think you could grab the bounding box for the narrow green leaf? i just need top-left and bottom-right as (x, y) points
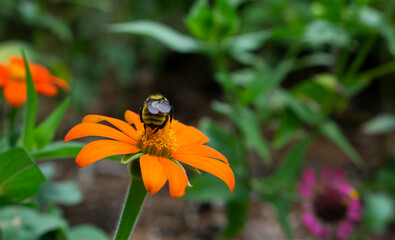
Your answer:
(223, 201), (249, 238)
(319, 121), (363, 166)
(224, 30), (272, 53)
(34, 98), (70, 150)
(108, 21), (203, 53)
(121, 153), (144, 164)
(32, 141), (121, 162)
(269, 198), (293, 239)
(236, 109), (271, 163)
(278, 90), (321, 125)
(273, 110), (302, 149)
(0, 148), (46, 200)
(19, 52), (37, 151)
(271, 139), (310, 187)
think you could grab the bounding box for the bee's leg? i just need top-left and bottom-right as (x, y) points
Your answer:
(139, 107), (144, 123)
(152, 127), (160, 135)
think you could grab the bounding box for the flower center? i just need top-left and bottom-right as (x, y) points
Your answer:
(313, 185), (348, 223)
(137, 124), (178, 159)
(9, 64), (26, 82)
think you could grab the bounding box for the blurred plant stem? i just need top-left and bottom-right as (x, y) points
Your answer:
(113, 175), (147, 240)
(7, 107), (19, 147)
(359, 61), (395, 80)
(345, 0), (395, 79)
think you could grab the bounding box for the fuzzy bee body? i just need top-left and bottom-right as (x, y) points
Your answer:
(140, 94), (173, 131)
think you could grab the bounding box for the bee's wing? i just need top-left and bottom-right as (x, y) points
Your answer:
(147, 102), (160, 114)
(152, 100), (171, 113)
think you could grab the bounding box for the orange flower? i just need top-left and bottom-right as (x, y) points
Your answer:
(0, 56), (69, 107)
(64, 110), (235, 198)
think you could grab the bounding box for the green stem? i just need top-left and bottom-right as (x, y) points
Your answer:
(359, 61), (395, 80)
(7, 107), (19, 147)
(346, 36), (375, 78)
(335, 47), (350, 77)
(113, 176), (147, 240)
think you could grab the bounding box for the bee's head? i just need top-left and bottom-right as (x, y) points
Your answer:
(146, 94), (169, 104)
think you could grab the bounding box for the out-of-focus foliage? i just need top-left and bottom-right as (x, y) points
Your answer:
(0, 57), (107, 240)
(1, 0), (395, 239)
(109, 0), (395, 238)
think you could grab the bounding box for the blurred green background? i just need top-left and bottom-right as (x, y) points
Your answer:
(0, 0), (395, 239)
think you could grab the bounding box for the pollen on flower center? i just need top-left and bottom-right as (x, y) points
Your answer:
(137, 125), (178, 159)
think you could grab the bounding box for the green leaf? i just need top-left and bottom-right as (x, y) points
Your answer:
(37, 181), (83, 206)
(223, 201), (249, 238)
(32, 141), (85, 160)
(183, 171), (250, 202)
(319, 121), (363, 166)
(186, 0), (239, 41)
(186, 0), (214, 41)
(0, 41), (36, 62)
(0, 206), (67, 240)
(34, 98), (70, 150)
(304, 20), (350, 47)
(362, 114), (395, 134)
(212, 103), (271, 163)
(273, 110), (302, 149)
(19, 52), (37, 151)
(278, 90), (321, 125)
(363, 192), (394, 233)
(224, 30), (272, 53)
(213, 0), (240, 39)
(236, 108), (271, 163)
(265, 197), (293, 239)
(68, 225), (108, 240)
(108, 20), (203, 53)
(0, 148), (46, 201)
(32, 141), (121, 162)
(271, 139), (310, 187)
(183, 119), (250, 201)
(121, 153), (144, 164)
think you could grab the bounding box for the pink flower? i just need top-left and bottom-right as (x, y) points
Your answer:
(299, 168), (362, 239)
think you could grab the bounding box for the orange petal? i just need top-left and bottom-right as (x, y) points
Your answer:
(52, 77), (70, 91)
(173, 121), (209, 147)
(82, 115), (138, 140)
(0, 64), (9, 86)
(35, 82), (58, 96)
(140, 155), (167, 195)
(175, 144), (229, 164)
(159, 157), (189, 198)
(76, 140), (140, 167)
(172, 155), (235, 194)
(124, 110), (143, 132)
(9, 56), (25, 66)
(64, 122), (136, 144)
(3, 81), (27, 107)
(30, 64), (52, 83)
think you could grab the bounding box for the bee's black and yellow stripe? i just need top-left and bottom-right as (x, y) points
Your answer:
(141, 106), (169, 128)
(140, 94), (172, 129)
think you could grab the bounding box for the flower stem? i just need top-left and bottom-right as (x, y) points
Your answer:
(113, 176), (147, 240)
(7, 107), (19, 147)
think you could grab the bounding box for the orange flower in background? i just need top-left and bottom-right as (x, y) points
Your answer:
(0, 56), (69, 107)
(64, 110), (235, 198)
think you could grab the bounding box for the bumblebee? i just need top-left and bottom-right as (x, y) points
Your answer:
(140, 94), (173, 132)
